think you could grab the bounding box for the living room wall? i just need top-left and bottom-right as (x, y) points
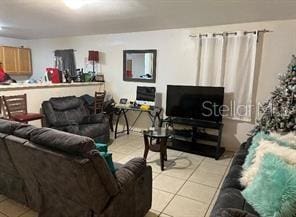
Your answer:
(22, 19), (296, 150)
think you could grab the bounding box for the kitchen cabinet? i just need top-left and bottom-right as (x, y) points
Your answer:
(0, 46), (32, 75)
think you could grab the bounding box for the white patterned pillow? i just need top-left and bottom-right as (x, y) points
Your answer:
(240, 139), (296, 187)
(270, 131), (296, 147)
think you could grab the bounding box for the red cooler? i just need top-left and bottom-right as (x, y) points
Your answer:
(46, 68), (60, 83)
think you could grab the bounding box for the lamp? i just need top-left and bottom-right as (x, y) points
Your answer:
(88, 50), (99, 74)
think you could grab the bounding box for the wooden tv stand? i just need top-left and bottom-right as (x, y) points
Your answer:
(161, 117), (225, 160)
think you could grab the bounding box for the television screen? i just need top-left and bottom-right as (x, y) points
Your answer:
(166, 85), (224, 122)
(136, 86), (156, 102)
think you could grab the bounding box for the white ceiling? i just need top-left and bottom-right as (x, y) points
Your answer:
(0, 0), (296, 39)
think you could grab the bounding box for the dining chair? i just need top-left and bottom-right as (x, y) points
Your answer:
(2, 94), (43, 123)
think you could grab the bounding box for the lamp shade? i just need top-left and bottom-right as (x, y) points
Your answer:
(88, 50), (99, 62)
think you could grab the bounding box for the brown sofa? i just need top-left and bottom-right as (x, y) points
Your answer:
(0, 119), (152, 217)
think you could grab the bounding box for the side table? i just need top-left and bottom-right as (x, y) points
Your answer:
(143, 128), (171, 171)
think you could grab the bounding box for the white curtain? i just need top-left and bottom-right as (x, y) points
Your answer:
(197, 32), (258, 121)
(198, 35), (225, 86)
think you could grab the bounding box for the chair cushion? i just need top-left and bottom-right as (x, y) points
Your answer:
(30, 127), (96, 157)
(80, 113), (105, 124)
(12, 113), (43, 122)
(0, 119), (21, 134)
(49, 96), (81, 111)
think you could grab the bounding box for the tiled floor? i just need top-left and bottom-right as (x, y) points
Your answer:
(0, 132), (233, 217)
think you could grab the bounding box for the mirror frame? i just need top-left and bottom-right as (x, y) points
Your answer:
(123, 49), (157, 83)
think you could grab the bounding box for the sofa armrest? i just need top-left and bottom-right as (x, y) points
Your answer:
(215, 208), (258, 217)
(80, 113), (106, 124)
(115, 157), (147, 188)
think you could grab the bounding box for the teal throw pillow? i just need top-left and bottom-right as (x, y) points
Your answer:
(99, 152), (116, 173)
(95, 143), (116, 173)
(243, 132), (295, 169)
(95, 143), (108, 153)
(242, 153), (296, 217)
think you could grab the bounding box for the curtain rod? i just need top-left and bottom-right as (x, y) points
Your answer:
(53, 49), (77, 52)
(189, 29), (272, 38)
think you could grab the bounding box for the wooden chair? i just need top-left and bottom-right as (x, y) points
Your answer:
(2, 94), (43, 123)
(92, 91), (114, 131)
(93, 91), (106, 114)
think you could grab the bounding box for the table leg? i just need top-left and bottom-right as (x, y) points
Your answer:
(123, 110), (129, 135)
(114, 110), (122, 139)
(160, 137), (168, 171)
(143, 134), (149, 159)
(160, 152), (164, 171)
(109, 113), (114, 132)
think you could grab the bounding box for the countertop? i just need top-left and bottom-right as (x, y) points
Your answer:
(0, 82), (104, 91)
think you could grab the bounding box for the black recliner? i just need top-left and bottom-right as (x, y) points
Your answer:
(42, 96), (110, 143)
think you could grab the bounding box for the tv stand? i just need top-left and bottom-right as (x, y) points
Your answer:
(161, 117), (225, 160)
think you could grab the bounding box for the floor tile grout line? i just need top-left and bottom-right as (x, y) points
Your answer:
(203, 155), (234, 216)
(0, 211), (9, 217)
(159, 157), (212, 217)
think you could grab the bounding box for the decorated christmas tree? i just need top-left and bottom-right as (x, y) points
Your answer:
(253, 55), (296, 134)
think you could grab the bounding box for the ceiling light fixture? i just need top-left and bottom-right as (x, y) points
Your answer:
(63, 0), (85, 10)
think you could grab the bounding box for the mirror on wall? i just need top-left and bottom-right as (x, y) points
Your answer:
(123, 50), (157, 83)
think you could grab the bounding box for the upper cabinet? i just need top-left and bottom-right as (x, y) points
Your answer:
(0, 46), (32, 75)
(17, 48), (32, 74)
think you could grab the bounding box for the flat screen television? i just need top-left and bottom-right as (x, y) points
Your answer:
(166, 85), (224, 123)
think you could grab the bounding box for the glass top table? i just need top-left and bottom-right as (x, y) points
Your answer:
(143, 127), (172, 171)
(143, 127), (172, 138)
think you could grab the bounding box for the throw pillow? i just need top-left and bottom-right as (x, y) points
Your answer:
(242, 153), (296, 217)
(95, 143), (108, 153)
(99, 152), (116, 173)
(243, 132), (296, 170)
(270, 131), (296, 146)
(240, 139), (296, 187)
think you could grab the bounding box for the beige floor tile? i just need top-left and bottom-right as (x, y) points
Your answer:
(147, 156), (174, 173)
(180, 153), (205, 163)
(153, 174), (186, 194)
(145, 209), (160, 217)
(113, 145), (140, 155)
(0, 199), (29, 217)
(152, 172), (160, 179)
(178, 181), (216, 204)
(0, 195), (6, 203)
(166, 149), (183, 158)
(152, 189), (174, 212)
(170, 157), (202, 169)
(111, 151), (127, 162)
(20, 210), (38, 217)
(163, 195), (208, 217)
(203, 152), (233, 166)
(159, 214), (172, 217)
(205, 191), (219, 217)
(189, 170), (223, 188)
(162, 165), (196, 180)
(197, 162), (227, 176)
(0, 212), (7, 217)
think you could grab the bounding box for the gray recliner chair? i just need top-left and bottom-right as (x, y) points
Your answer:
(0, 119), (152, 217)
(42, 96), (110, 143)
